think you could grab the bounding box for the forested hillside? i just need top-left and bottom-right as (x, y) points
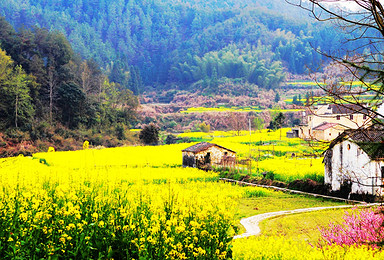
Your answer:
(0, 18), (139, 156)
(0, 0), (360, 93)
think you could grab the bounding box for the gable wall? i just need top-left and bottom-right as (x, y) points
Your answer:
(195, 146), (236, 166)
(325, 140), (383, 195)
(182, 146), (236, 168)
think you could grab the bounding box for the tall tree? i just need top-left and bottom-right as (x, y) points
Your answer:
(11, 65), (34, 128)
(253, 116), (265, 132)
(0, 49), (35, 129)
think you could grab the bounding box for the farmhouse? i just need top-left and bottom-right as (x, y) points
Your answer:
(182, 142), (236, 170)
(296, 104), (372, 141)
(323, 127), (384, 196)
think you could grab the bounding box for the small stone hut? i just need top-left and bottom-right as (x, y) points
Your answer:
(182, 142), (236, 170)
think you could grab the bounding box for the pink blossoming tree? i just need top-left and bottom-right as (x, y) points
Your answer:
(320, 207), (384, 248)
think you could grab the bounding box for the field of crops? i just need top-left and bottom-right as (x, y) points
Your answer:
(178, 128), (326, 182)
(1, 154), (247, 259)
(1, 130), (381, 259)
(180, 107), (304, 114)
(233, 236), (384, 259)
(284, 81), (380, 105)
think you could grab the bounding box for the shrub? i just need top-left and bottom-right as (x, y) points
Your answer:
(265, 171), (275, 180)
(199, 122), (211, 133)
(139, 123), (160, 145)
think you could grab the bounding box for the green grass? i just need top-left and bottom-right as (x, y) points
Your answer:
(235, 191), (347, 235)
(236, 192), (345, 220)
(259, 208), (350, 244)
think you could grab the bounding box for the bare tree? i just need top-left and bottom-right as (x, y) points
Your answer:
(227, 112), (248, 136)
(287, 0), (384, 123)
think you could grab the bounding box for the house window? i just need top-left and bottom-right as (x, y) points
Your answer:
(336, 115), (340, 120)
(350, 115), (354, 120)
(347, 144), (351, 150)
(381, 166), (384, 179)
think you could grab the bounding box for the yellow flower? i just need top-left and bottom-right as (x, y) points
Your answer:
(83, 140), (89, 149)
(66, 223), (76, 231)
(175, 225), (185, 233)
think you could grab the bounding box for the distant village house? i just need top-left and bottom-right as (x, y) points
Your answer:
(323, 127), (384, 196)
(289, 104), (372, 141)
(182, 142), (236, 170)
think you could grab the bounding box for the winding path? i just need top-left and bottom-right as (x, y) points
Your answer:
(234, 204), (377, 239)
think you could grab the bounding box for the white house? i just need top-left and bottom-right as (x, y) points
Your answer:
(323, 127), (384, 196)
(297, 104), (372, 141)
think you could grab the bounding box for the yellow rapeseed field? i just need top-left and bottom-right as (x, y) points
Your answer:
(233, 236), (384, 260)
(1, 134), (380, 259)
(0, 153), (265, 259)
(178, 129), (325, 182)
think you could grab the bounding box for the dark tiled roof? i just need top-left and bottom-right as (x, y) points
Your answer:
(182, 142), (236, 154)
(313, 122), (338, 131)
(326, 126), (384, 160)
(329, 104), (370, 115)
(347, 128), (384, 143)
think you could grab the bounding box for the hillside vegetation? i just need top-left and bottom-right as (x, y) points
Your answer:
(0, 140), (381, 259)
(0, 0), (365, 92)
(0, 18), (139, 156)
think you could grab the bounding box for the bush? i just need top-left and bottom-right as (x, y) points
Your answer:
(265, 171), (275, 180)
(139, 123), (159, 145)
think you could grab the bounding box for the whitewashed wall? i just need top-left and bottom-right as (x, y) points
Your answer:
(325, 140), (383, 195)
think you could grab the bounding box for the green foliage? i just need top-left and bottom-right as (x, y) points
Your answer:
(0, 19), (139, 142)
(57, 82), (86, 128)
(139, 123), (160, 145)
(253, 116), (264, 132)
(268, 112), (285, 130)
(0, 0), (361, 89)
(115, 123), (126, 140)
(0, 49), (35, 130)
(199, 122), (211, 133)
(244, 189), (270, 198)
(171, 44), (285, 89)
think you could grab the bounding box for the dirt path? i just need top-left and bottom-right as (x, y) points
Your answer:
(233, 204), (377, 239)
